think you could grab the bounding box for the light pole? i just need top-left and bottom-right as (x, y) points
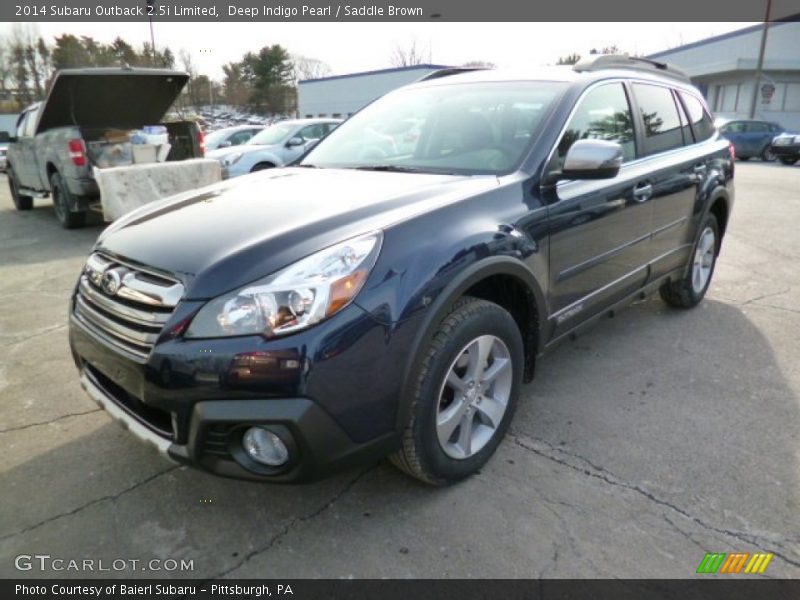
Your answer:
(749, 0), (772, 118)
(146, 0), (157, 65)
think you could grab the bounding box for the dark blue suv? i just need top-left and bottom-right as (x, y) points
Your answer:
(69, 56), (734, 484)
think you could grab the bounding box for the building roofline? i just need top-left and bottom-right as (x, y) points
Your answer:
(298, 64), (451, 84)
(647, 18), (798, 59)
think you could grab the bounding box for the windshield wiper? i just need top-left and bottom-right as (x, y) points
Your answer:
(353, 164), (457, 175)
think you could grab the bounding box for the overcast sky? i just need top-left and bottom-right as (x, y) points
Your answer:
(4, 22), (755, 80)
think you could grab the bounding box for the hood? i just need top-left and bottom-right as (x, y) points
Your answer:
(36, 68), (189, 134)
(97, 167), (499, 299)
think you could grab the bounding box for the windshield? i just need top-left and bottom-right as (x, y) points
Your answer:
(302, 81), (567, 174)
(248, 124), (295, 146)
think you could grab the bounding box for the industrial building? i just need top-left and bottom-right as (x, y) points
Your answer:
(648, 20), (800, 130)
(298, 23), (800, 131)
(297, 64), (449, 119)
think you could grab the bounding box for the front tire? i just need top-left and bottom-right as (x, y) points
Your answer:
(250, 162), (275, 172)
(50, 171), (86, 229)
(761, 145), (776, 162)
(659, 214), (719, 309)
(391, 297), (524, 485)
(7, 166), (33, 210)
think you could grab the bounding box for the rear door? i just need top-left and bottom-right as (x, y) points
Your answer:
(744, 121), (772, 158)
(547, 82), (652, 337)
(629, 82), (699, 281)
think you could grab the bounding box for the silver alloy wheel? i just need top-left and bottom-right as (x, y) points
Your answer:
(692, 226), (716, 294)
(436, 334), (513, 460)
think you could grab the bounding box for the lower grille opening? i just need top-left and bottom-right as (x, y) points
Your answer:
(202, 424), (233, 460)
(86, 364), (174, 439)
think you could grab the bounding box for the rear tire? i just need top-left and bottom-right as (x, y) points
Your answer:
(390, 297), (524, 485)
(7, 166), (33, 210)
(659, 214), (719, 309)
(50, 171), (86, 229)
(761, 146), (776, 162)
(779, 157), (798, 166)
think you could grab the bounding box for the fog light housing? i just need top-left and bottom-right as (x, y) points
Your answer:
(242, 427), (289, 466)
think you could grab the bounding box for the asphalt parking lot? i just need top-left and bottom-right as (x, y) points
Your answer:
(1, 163), (799, 579)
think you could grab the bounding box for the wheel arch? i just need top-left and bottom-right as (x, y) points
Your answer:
(706, 187), (730, 248)
(395, 257), (547, 431)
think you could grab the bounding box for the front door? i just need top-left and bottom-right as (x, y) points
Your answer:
(547, 82), (652, 339)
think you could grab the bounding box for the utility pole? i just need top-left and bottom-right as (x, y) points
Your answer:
(147, 0), (157, 65)
(749, 0), (772, 118)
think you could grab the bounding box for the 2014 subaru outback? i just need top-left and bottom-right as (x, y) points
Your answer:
(69, 56), (734, 485)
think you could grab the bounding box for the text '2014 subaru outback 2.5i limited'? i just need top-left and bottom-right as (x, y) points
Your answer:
(69, 56), (734, 485)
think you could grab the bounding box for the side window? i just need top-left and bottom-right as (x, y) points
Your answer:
(229, 130), (254, 145)
(298, 124), (323, 141)
(22, 107), (39, 137)
(721, 122), (744, 134)
(557, 83), (636, 164)
(632, 83), (684, 155)
(16, 111), (29, 138)
(747, 122), (769, 133)
(679, 92), (715, 142)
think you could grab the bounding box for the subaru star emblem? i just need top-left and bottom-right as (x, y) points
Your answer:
(101, 270), (122, 296)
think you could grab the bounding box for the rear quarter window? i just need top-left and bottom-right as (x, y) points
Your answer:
(679, 92), (715, 142)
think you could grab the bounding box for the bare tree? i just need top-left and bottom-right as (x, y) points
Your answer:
(556, 53), (581, 65)
(390, 39), (431, 67)
(291, 54), (332, 83)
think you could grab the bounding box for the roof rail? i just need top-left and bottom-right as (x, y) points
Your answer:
(572, 54), (690, 83)
(417, 67), (491, 82)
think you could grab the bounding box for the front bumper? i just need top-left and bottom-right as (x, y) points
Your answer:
(78, 365), (394, 482)
(771, 143), (800, 159)
(69, 298), (418, 482)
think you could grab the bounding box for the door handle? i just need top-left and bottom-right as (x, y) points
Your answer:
(632, 182), (653, 202)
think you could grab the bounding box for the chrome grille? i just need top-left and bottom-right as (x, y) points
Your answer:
(73, 253), (183, 360)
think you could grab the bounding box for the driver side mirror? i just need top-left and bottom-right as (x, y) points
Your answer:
(552, 139), (624, 182)
(286, 136), (305, 147)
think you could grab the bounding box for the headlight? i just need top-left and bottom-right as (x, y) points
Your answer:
(222, 152), (243, 166)
(185, 232), (382, 339)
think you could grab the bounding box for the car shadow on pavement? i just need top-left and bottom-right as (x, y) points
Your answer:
(1, 297), (798, 578)
(0, 195), (105, 269)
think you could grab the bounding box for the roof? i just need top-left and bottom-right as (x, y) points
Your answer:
(405, 66), (698, 94)
(648, 20), (796, 59)
(298, 64), (451, 85)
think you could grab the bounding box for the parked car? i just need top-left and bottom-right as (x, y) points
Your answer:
(770, 132), (800, 165)
(207, 118), (341, 178)
(717, 119), (785, 161)
(6, 67), (204, 228)
(0, 130), (9, 172)
(204, 125), (264, 151)
(69, 56), (733, 484)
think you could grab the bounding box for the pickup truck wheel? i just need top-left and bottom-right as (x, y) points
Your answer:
(7, 167), (33, 210)
(390, 297), (523, 485)
(659, 214), (719, 309)
(50, 172), (86, 229)
(761, 146), (776, 162)
(779, 157), (798, 166)
(251, 162), (275, 172)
